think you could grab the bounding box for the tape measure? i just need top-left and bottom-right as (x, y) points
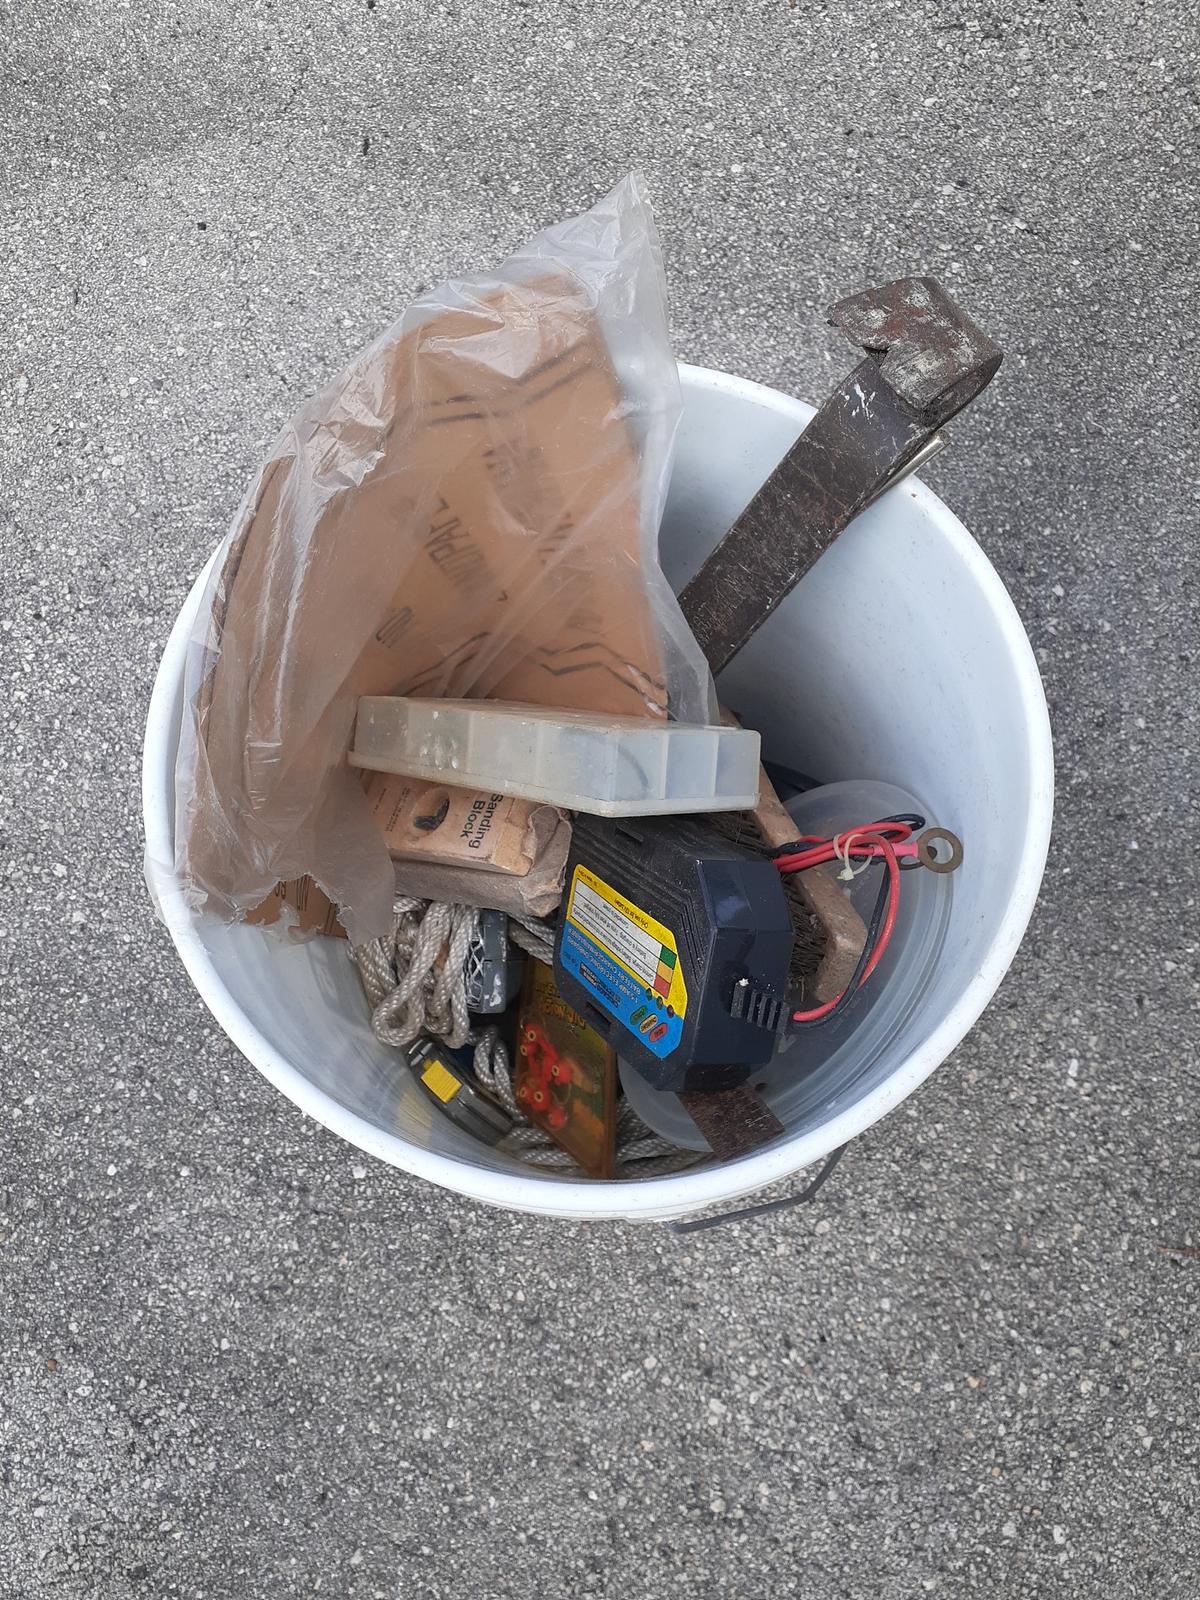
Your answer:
(405, 1038), (513, 1144)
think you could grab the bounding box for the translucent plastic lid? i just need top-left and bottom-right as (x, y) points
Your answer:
(350, 697), (761, 818)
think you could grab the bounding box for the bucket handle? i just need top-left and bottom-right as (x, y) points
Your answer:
(670, 1144), (847, 1235)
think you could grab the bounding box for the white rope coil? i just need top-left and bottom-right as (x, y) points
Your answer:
(351, 898), (702, 1179)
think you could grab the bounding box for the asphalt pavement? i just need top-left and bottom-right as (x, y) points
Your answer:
(1, 2), (1197, 1595)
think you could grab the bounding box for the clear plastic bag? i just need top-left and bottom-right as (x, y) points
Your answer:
(172, 174), (715, 944)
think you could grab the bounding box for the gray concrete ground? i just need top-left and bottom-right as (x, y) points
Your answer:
(1, 2), (1197, 1595)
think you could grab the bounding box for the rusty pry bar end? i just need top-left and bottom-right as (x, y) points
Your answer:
(678, 272), (1004, 675)
(828, 276), (1003, 430)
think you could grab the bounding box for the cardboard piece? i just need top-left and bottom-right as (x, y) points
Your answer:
(183, 266), (680, 944)
(245, 877), (346, 940)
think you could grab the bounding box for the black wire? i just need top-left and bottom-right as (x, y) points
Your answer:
(671, 1143), (847, 1234)
(766, 812), (926, 861)
(789, 865), (890, 1029)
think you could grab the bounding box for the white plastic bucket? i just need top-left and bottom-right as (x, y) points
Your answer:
(142, 365), (1053, 1221)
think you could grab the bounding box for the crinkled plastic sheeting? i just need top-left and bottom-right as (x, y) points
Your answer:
(167, 174), (715, 945)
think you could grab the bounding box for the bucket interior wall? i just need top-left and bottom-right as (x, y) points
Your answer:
(657, 378), (1039, 1134)
(148, 366), (1049, 1205)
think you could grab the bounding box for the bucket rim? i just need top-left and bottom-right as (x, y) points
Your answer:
(142, 362), (1054, 1222)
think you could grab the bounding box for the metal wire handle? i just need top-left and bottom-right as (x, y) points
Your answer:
(670, 1144), (847, 1234)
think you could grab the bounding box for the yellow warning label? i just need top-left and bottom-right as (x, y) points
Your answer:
(421, 1058), (462, 1104)
(565, 865), (688, 1018)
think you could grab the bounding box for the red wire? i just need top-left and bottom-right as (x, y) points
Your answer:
(774, 818), (919, 874)
(781, 824), (907, 1022)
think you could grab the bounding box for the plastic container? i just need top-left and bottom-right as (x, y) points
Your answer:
(619, 777), (953, 1148)
(350, 696), (760, 816)
(142, 364), (1053, 1222)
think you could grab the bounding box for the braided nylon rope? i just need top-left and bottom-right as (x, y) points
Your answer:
(352, 899), (702, 1178)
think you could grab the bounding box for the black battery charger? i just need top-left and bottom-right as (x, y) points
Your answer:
(553, 814), (794, 1095)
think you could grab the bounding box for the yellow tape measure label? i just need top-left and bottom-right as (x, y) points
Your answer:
(420, 1058), (462, 1104)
